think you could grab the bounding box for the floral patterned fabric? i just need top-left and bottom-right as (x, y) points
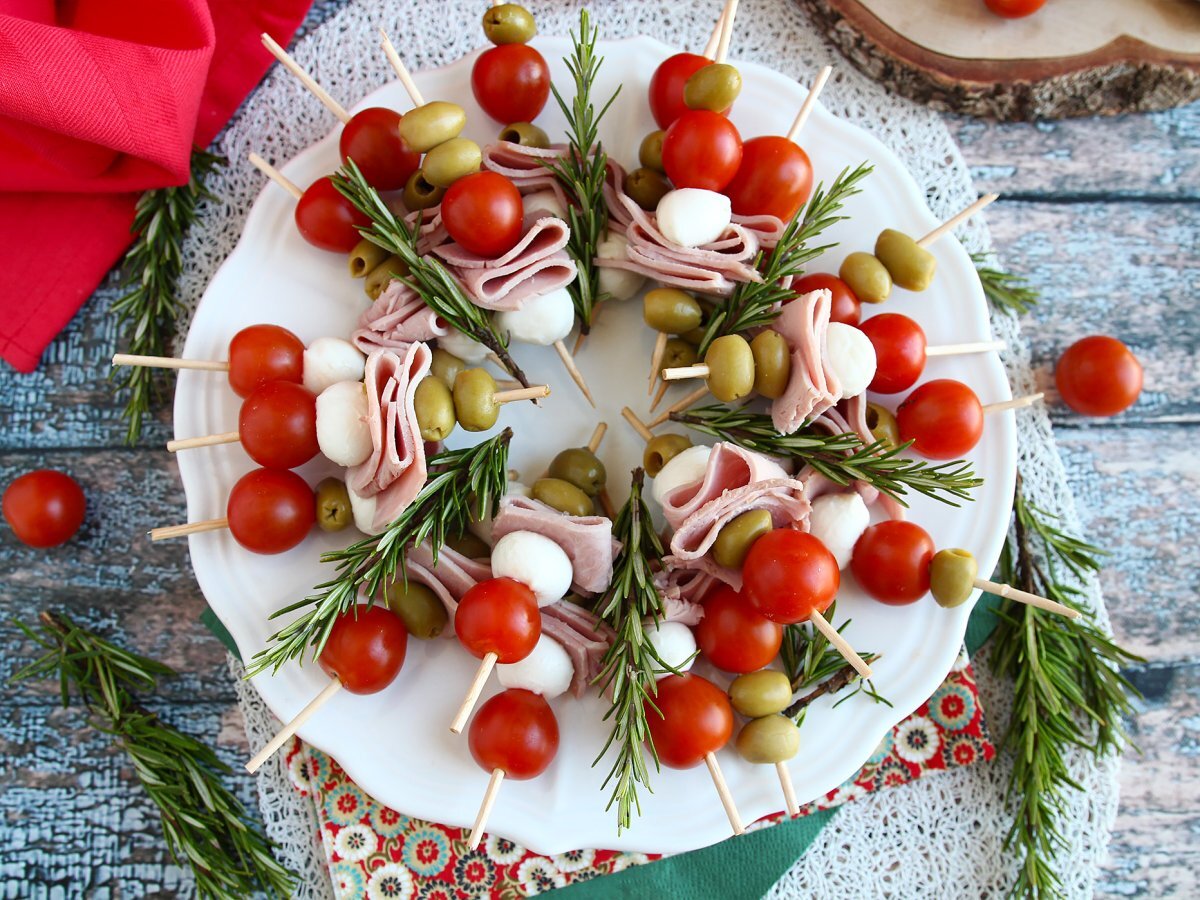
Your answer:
(287, 650), (993, 898)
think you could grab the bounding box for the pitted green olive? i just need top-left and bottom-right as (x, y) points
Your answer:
(421, 137), (482, 188)
(875, 229), (936, 292)
(452, 368), (499, 432)
(643, 288), (703, 334)
(643, 433), (692, 478)
(383, 579), (448, 639)
(430, 348), (466, 387)
(498, 121), (549, 148)
(704, 334), (755, 402)
(662, 338), (698, 370)
(839, 252), (892, 304)
(750, 330), (791, 399)
(315, 478), (352, 532)
(398, 101), (467, 154)
(736, 714), (801, 764)
(683, 63), (742, 112)
(625, 167), (671, 211)
(445, 531), (491, 559)
(348, 238), (389, 279)
(531, 477), (593, 517)
(364, 255), (409, 300)
(638, 130), (666, 173)
(482, 3), (536, 44)
(549, 447), (607, 497)
(865, 402), (900, 448)
(403, 170), (445, 212)
(712, 508), (773, 569)
(414, 376), (456, 442)
(930, 548), (979, 608)
(729, 670), (793, 718)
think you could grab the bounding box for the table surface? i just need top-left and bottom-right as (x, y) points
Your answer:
(1, 17), (1197, 899)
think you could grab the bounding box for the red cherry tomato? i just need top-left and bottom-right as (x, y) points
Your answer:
(294, 176), (370, 253)
(648, 53), (714, 129)
(238, 381), (319, 470)
(3, 470), (85, 548)
(440, 172), (525, 258)
(742, 529), (840, 624)
(455, 577), (541, 663)
(645, 673), (733, 769)
(792, 273), (861, 326)
(695, 584), (784, 674)
(662, 110), (743, 192)
(1055, 335), (1142, 417)
(225, 468), (314, 554)
(471, 44), (551, 124)
(983, 0), (1046, 17)
(469, 688), (559, 779)
(318, 605), (408, 694)
(227, 324), (305, 399)
(723, 136), (813, 222)
(339, 107), (420, 191)
(851, 521), (935, 605)
(896, 379), (984, 459)
(860, 313), (927, 394)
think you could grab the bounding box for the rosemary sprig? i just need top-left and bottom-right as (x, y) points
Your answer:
(331, 162), (528, 386)
(544, 9), (618, 331)
(779, 605), (887, 722)
(11, 612), (294, 899)
(697, 163), (873, 355)
(111, 149), (223, 445)
(246, 430), (512, 676)
(972, 252), (1039, 317)
(672, 403), (982, 506)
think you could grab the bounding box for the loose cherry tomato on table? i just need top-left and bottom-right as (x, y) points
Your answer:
(3, 470), (86, 548)
(227, 324), (305, 399)
(238, 381), (319, 470)
(859, 313), (927, 394)
(318, 605), (409, 693)
(722, 136), (813, 222)
(896, 379), (984, 459)
(1055, 335), (1142, 417)
(695, 584), (783, 674)
(742, 529), (840, 624)
(983, 0), (1047, 18)
(851, 520), (935, 605)
(440, 171), (525, 258)
(226, 467), (314, 554)
(649, 53), (715, 129)
(469, 688), (560, 779)
(471, 44), (551, 123)
(339, 107), (421, 191)
(294, 176), (371, 253)
(455, 577), (541, 662)
(645, 673), (733, 769)
(662, 110), (743, 192)
(792, 273), (861, 326)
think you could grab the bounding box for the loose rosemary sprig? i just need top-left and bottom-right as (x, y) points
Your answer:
(246, 430), (512, 676)
(972, 252), (1040, 317)
(672, 403), (982, 506)
(779, 606), (887, 722)
(331, 162), (529, 386)
(544, 9), (618, 331)
(697, 163), (873, 355)
(111, 149), (223, 445)
(11, 612), (294, 899)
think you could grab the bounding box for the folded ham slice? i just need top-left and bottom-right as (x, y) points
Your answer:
(401, 540), (493, 621)
(491, 496), (617, 595)
(731, 212), (786, 250)
(482, 140), (567, 200)
(653, 567), (717, 616)
(353, 281), (449, 355)
(660, 442), (790, 531)
(540, 599), (616, 698)
(404, 206), (450, 254)
(771, 288), (842, 435)
(347, 345), (432, 531)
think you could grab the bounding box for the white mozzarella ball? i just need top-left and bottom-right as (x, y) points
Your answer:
(825, 322), (877, 400)
(347, 485), (378, 535)
(438, 328), (490, 363)
(523, 189), (568, 220)
(493, 288), (574, 346)
(497, 633), (574, 698)
(644, 621), (697, 680)
(651, 444), (713, 506)
(656, 188), (732, 248)
(316, 381), (372, 467)
(303, 337), (365, 395)
(809, 492), (871, 570)
(491, 530), (574, 606)
(596, 231), (644, 300)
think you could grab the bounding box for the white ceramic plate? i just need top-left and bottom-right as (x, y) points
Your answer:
(177, 35), (1014, 856)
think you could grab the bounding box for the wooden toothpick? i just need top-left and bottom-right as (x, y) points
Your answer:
(982, 393), (1044, 415)
(246, 678), (342, 773)
(468, 768), (506, 850)
(494, 385), (551, 405)
(705, 752), (745, 835)
(649, 385), (708, 428)
(248, 152), (303, 200)
(261, 33), (350, 123)
(450, 652), (498, 734)
(150, 518), (229, 542)
(918, 194), (999, 248)
(714, 0), (739, 64)
(379, 28), (424, 107)
(776, 762), (800, 817)
(975, 578), (1079, 619)
(648, 332), (669, 396)
(112, 353), (230, 372)
(809, 611), (872, 678)
(702, 6), (727, 60)
(553, 340), (596, 407)
(786, 66), (832, 143)
(925, 339), (1006, 358)
(166, 432), (240, 453)
(621, 406), (655, 444)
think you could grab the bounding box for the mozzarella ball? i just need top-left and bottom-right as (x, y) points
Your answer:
(808, 492), (871, 570)
(438, 328), (490, 363)
(644, 621), (697, 680)
(303, 337), (365, 395)
(651, 444), (713, 506)
(494, 287), (574, 346)
(596, 231), (644, 301)
(656, 189), (731, 248)
(491, 530), (574, 605)
(316, 381), (372, 467)
(523, 189), (568, 220)
(825, 322), (877, 400)
(497, 633), (574, 698)
(347, 485), (378, 535)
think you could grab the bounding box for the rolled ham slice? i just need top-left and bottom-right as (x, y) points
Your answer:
(660, 442), (791, 531)
(731, 212), (787, 250)
(482, 140), (568, 202)
(540, 599), (616, 698)
(402, 540), (492, 622)
(404, 206), (450, 254)
(353, 281), (449, 355)
(771, 288), (842, 435)
(491, 495), (617, 595)
(653, 567), (717, 615)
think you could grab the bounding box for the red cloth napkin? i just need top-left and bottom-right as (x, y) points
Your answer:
(0, 0), (314, 372)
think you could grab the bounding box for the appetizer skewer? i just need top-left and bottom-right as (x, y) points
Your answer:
(860, 312), (1006, 394)
(248, 152), (370, 253)
(729, 670), (802, 817)
(895, 379), (1043, 459)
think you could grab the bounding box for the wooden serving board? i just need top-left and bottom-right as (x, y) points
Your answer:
(796, 0), (1200, 120)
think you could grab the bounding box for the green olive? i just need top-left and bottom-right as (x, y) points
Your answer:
(482, 3), (536, 44)
(403, 170), (445, 212)
(314, 478), (352, 532)
(383, 579), (448, 639)
(498, 121), (550, 148)
(348, 238), (389, 279)
(638, 130), (666, 173)
(930, 548), (979, 608)
(839, 252), (892, 304)
(683, 63), (742, 113)
(642, 288), (703, 334)
(414, 376), (456, 442)
(643, 433), (692, 478)
(430, 348), (466, 387)
(549, 447), (607, 497)
(398, 101), (467, 153)
(421, 137), (482, 188)
(704, 334), (755, 403)
(452, 368), (499, 432)
(875, 228), (936, 292)
(680, 325), (707, 347)
(445, 530), (492, 559)
(712, 508), (773, 569)
(625, 167), (671, 211)
(729, 670), (793, 718)
(364, 255), (410, 300)
(531, 477), (593, 517)
(662, 338), (698, 370)
(865, 402), (900, 448)
(736, 714), (801, 764)
(750, 330), (791, 399)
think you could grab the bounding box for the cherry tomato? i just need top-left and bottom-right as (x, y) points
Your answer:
(455, 577), (540, 663)
(339, 107), (421, 191)
(227, 324), (304, 399)
(860, 313), (927, 394)
(851, 521), (935, 605)
(648, 53), (714, 129)
(471, 44), (551, 124)
(792, 273), (861, 326)
(896, 379), (984, 459)
(2, 470), (85, 548)
(742, 529), (840, 624)
(1055, 335), (1142, 417)
(318, 605), (408, 694)
(294, 176), (370, 253)
(983, 0), (1046, 18)
(695, 584), (783, 674)
(238, 381), (319, 470)
(469, 688), (559, 779)
(226, 467), (314, 554)
(645, 673), (733, 769)
(723, 136), (813, 222)
(440, 172), (524, 258)
(662, 110), (743, 192)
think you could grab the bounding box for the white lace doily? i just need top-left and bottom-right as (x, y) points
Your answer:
(183, 1), (1121, 896)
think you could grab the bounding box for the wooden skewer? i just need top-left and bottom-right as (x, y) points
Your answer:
(649, 379), (671, 413)
(468, 768), (505, 850)
(553, 340), (596, 407)
(982, 392), (1043, 415)
(112, 353), (230, 372)
(494, 385), (550, 405)
(705, 752), (745, 835)
(450, 652), (498, 734)
(662, 363), (709, 382)
(809, 611), (872, 678)
(379, 28), (424, 107)
(621, 406), (655, 444)
(650, 385), (708, 428)
(976, 578), (1079, 619)
(571, 329), (588, 355)
(702, 6), (727, 60)
(918, 194), (999, 248)
(588, 423), (617, 518)
(648, 332), (669, 396)
(246, 678), (342, 773)
(714, 0), (739, 64)
(786, 65), (832, 143)
(261, 33), (350, 123)
(166, 432), (240, 453)
(248, 152), (303, 200)
(150, 518), (229, 542)
(924, 339), (1006, 358)
(776, 762), (800, 817)
(587, 421), (608, 453)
